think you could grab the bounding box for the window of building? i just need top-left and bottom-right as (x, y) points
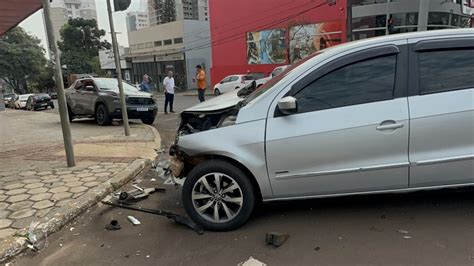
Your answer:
(352, 0), (389, 6)
(419, 49), (474, 94)
(154, 41), (162, 47)
(137, 43), (145, 49)
(294, 55), (396, 113)
(145, 42), (153, 48)
(174, 38), (183, 44)
(164, 39), (172, 45)
(428, 12), (450, 26)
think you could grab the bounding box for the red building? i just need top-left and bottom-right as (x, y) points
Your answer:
(208, 0), (347, 86)
(208, 0), (473, 88)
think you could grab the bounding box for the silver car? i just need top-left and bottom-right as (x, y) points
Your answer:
(170, 29), (474, 231)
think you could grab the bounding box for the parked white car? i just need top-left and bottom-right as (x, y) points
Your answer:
(256, 65), (291, 88)
(14, 94), (34, 109)
(213, 74), (255, 96)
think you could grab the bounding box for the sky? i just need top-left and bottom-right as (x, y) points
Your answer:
(19, 0), (146, 53)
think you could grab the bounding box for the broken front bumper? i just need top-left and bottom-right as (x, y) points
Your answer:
(169, 144), (185, 177)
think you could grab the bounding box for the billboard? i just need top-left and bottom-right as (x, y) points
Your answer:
(289, 22), (342, 63)
(247, 29), (287, 65)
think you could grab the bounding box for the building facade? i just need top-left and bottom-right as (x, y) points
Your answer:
(126, 20), (211, 90)
(209, 0), (473, 87)
(148, 0), (209, 26)
(49, 0), (98, 44)
(126, 12), (150, 32)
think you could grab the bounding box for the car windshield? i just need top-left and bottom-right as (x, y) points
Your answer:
(243, 52), (323, 104)
(94, 78), (140, 93)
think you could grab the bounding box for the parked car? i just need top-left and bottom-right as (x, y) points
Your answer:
(14, 94), (34, 109)
(65, 77), (157, 125)
(5, 94), (18, 109)
(256, 65), (291, 87)
(26, 94), (54, 111)
(49, 92), (58, 99)
(213, 74), (255, 96)
(169, 29), (474, 231)
(3, 93), (16, 106)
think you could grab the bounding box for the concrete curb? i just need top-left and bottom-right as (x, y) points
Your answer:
(0, 159), (148, 262)
(144, 124), (162, 146)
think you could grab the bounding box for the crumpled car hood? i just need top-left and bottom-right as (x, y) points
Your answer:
(184, 90), (241, 112)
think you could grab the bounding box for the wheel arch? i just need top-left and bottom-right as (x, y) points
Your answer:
(185, 154), (263, 201)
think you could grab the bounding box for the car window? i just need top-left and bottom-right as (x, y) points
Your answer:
(242, 75), (254, 81)
(222, 77), (231, 83)
(419, 48), (474, 94)
(74, 81), (84, 90)
(94, 78), (140, 93)
(294, 55), (396, 113)
(230, 76), (239, 82)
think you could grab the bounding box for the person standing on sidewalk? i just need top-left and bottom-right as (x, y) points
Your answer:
(192, 65), (207, 102)
(163, 71), (175, 114)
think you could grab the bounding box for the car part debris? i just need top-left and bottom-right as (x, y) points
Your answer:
(127, 216), (141, 225)
(22, 221), (49, 252)
(238, 256), (267, 266)
(105, 220), (121, 231)
(265, 232), (289, 247)
(102, 201), (204, 235)
(113, 186), (166, 205)
(398, 229), (409, 234)
(403, 235), (413, 240)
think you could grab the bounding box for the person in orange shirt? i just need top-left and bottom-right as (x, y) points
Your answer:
(192, 65), (207, 102)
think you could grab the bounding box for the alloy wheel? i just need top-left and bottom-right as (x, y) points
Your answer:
(191, 173), (243, 223)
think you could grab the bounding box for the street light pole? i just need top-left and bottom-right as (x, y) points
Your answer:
(346, 0), (352, 42)
(42, 0), (76, 167)
(106, 0), (130, 136)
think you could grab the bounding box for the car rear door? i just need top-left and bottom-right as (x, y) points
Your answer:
(69, 80), (85, 114)
(81, 79), (98, 115)
(265, 42), (410, 198)
(407, 37), (474, 187)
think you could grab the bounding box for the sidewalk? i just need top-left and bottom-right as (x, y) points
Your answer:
(0, 110), (161, 261)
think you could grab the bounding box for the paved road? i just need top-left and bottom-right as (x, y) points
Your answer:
(11, 94), (474, 265)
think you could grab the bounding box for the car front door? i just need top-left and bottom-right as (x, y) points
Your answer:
(265, 44), (410, 198)
(81, 79), (98, 115)
(407, 37), (474, 187)
(69, 80), (84, 114)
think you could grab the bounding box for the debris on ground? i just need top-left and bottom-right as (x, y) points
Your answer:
(265, 232), (290, 247)
(398, 229), (409, 234)
(110, 185), (166, 205)
(403, 235), (413, 240)
(102, 201), (204, 234)
(238, 256), (267, 266)
(314, 246), (321, 251)
(127, 216), (141, 226)
(22, 221), (49, 252)
(105, 220), (121, 231)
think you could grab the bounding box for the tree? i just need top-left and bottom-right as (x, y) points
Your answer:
(163, 0), (177, 23)
(58, 18), (111, 74)
(155, 0), (176, 24)
(0, 27), (47, 94)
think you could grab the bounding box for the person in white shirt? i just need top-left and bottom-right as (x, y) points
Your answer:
(163, 71), (175, 114)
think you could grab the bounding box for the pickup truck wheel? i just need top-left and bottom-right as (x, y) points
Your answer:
(214, 89), (220, 96)
(95, 104), (112, 126)
(182, 160), (255, 231)
(141, 116), (155, 125)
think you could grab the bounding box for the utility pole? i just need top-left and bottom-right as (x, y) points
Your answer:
(346, 0), (352, 42)
(107, 0), (131, 136)
(42, 0), (76, 167)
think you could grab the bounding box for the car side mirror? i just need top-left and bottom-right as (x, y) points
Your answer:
(85, 85), (95, 91)
(277, 96), (298, 115)
(220, 81), (224, 84)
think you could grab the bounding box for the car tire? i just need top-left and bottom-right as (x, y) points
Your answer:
(141, 116), (155, 125)
(95, 104), (112, 126)
(214, 89), (220, 96)
(182, 160), (256, 231)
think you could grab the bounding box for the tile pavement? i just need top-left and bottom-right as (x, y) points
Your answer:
(0, 162), (127, 240)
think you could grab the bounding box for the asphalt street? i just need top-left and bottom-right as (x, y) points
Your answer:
(12, 94), (474, 265)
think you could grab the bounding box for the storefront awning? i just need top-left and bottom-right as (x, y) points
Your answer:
(0, 0), (42, 36)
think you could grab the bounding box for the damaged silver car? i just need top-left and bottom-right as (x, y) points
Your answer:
(170, 29), (474, 231)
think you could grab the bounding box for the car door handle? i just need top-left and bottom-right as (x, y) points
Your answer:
(376, 123), (404, 131)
